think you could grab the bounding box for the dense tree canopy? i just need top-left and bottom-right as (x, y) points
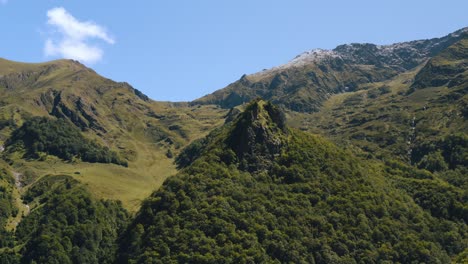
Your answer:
(118, 101), (467, 263)
(15, 175), (129, 264)
(0, 166), (17, 259)
(6, 117), (127, 166)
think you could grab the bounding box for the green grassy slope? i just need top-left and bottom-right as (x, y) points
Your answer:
(0, 58), (226, 211)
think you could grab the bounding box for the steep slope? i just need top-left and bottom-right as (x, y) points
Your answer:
(194, 27), (467, 112)
(0, 58), (226, 210)
(411, 37), (468, 90)
(119, 100), (467, 263)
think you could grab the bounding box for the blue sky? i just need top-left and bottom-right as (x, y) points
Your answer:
(1, 1), (467, 101)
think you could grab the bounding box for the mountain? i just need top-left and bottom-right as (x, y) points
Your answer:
(194, 27), (467, 112)
(0, 58), (225, 262)
(118, 100), (467, 263)
(0, 58), (226, 210)
(0, 28), (467, 263)
(195, 27), (467, 180)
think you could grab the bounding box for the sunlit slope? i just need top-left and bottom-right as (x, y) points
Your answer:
(0, 58), (226, 211)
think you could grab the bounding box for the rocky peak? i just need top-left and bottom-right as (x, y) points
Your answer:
(226, 99), (287, 171)
(255, 27), (467, 77)
(334, 27), (467, 70)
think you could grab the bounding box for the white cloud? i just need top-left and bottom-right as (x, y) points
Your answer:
(44, 7), (114, 64)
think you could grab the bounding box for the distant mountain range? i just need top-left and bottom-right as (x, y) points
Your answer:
(0, 27), (466, 263)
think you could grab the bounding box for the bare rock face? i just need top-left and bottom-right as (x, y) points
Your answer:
(50, 90), (105, 132)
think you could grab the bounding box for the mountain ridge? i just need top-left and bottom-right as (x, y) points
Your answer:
(193, 27), (467, 112)
(252, 27), (467, 78)
(0, 56), (227, 211)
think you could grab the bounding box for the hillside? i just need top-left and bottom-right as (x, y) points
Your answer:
(118, 100), (467, 263)
(289, 37), (467, 170)
(1, 175), (129, 263)
(0, 58), (226, 211)
(0, 58), (226, 261)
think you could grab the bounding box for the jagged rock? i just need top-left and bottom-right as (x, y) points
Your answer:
(226, 100), (287, 171)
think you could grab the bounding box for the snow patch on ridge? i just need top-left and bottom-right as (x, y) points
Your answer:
(289, 48), (340, 65)
(252, 48), (340, 78)
(251, 27), (467, 79)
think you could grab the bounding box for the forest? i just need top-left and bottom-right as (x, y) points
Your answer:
(5, 117), (127, 166)
(117, 101), (468, 263)
(1, 175), (129, 263)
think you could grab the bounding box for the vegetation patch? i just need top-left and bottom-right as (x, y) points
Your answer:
(5, 117), (127, 166)
(7, 175), (129, 264)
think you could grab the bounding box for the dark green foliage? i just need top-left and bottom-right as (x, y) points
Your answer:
(0, 118), (14, 130)
(175, 127), (224, 169)
(0, 251), (21, 264)
(175, 137), (209, 169)
(385, 159), (468, 222)
(412, 133), (467, 171)
(6, 117), (127, 166)
(0, 166), (17, 249)
(15, 175), (129, 264)
(0, 169), (16, 225)
(119, 101), (466, 263)
(417, 151), (448, 172)
(226, 100), (287, 172)
(439, 167), (468, 190)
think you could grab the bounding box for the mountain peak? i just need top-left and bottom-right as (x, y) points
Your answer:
(226, 99), (287, 171)
(233, 99), (286, 131)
